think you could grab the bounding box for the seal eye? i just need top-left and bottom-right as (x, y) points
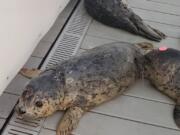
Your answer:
(35, 101), (43, 108)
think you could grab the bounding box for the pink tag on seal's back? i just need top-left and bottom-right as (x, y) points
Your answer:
(159, 46), (168, 51)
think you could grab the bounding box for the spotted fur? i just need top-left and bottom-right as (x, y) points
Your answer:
(144, 48), (180, 128)
(16, 42), (152, 135)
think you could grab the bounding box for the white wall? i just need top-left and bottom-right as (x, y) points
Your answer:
(0, 0), (70, 95)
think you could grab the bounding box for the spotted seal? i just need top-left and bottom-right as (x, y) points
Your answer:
(16, 42), (153, 135)
(84, 0), (166, 41)
(144, 47), (180, 128)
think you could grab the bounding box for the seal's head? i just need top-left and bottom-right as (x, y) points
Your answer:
(16, 69), (65, 119)
(143, 47), (180, 80)
(144, 47), (180, 75)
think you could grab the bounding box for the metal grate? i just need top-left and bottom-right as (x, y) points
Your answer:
(2, 125), (38, 135)
(8, 113), (45, 132)
(42, 1), (92, 69)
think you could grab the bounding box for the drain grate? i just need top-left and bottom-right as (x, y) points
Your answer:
(42, 1), (92, 69)
(2, 125), (38, 135)
(8, 113), (45, 132)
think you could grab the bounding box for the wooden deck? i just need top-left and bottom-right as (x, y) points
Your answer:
(1, 0), (180, 134)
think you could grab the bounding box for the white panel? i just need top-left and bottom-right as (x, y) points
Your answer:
(0, 0), (70, 95)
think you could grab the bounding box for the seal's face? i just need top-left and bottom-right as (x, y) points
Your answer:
(16, 89), (58, 119)
(16, 70), (64, 119)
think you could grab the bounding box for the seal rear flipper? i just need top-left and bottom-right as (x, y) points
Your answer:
(174, 103), (180, 128)
(130, 13), (166, 42)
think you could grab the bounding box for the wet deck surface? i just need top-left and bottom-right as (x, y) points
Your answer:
(1, 0), (180, 134)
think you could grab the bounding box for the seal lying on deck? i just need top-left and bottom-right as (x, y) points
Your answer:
(16, 42), (153, 135)
(144, 47), (180, 128)
(84, 0), (166, 42)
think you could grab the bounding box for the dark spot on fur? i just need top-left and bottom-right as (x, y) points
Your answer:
(79, 89), (84, 92)
(102, 92), (108, 95)
(74, 95), (88, 107)
(92, 94), (97, 98)
(163, 87), (169, 90)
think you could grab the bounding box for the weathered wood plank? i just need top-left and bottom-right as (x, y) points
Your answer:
(86, 21), (180, 50)
(148, 0), (180, 7)
(92, 95), (176, 129)
(133, 8), (180, 27)
(43, 112), (180, 135)
(129, 0), (180, 16)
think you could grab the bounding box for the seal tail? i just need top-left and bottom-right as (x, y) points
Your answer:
(130, 13), (166, 42)
(174, 103), (180, 128)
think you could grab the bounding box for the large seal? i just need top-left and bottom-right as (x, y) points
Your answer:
(144, 47), (180, 128)
(16, 42), (153, 135)
(84, 0), (166, 42)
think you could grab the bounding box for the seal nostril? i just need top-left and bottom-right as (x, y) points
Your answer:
(19, 108), (26, 114)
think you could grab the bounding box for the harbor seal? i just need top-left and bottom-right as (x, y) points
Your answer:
(84, 0), (166, 42)
(144, 47), (180, 128)
(16, 42), (153, 135)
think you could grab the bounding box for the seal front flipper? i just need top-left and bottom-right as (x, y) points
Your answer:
(174, 99), (180, 128)
(20, 68), (41, 79)
(57, 107), (85, 135)
(130, 13), (166, 42)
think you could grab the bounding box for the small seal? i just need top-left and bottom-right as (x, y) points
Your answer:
(16, 42), (153, 135)
(144, 48), (180, 128)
